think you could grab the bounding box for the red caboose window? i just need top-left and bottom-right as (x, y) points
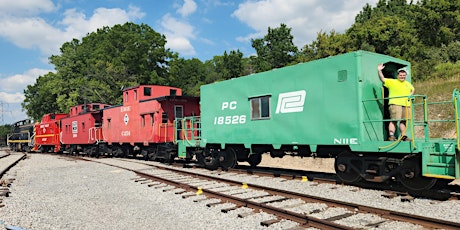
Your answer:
(144, 87), (151, 96)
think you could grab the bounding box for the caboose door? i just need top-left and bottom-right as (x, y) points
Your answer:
(175, 106), (184, 139)
(175, 105), (184, 119)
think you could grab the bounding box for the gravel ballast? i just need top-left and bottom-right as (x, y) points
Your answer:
(0, 154), (274, 230)
(1, 153), (460, 229)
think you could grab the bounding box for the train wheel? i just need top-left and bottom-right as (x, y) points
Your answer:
(113, 147), (123, 158)
(24, 146), (31, 153)
(201, 149), (219, 170)
(398, 156), (437, 191)
(40, 146), (49, 153)
(68, 145), (75, 155)
(334, 151), (362, 183)
(90, 146), (99, 158)
(248, 153), (262, 167)
(220, 148), (237, 170)
(147, 149), (158, 161)
(164, 152), (176, 164)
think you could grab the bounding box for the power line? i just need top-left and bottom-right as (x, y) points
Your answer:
(0, 102), (12, 125)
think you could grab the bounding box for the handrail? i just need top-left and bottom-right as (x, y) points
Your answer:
(363, 92), (457, 143)
(453, 89), (459, 150)
(175, 116), (201, 146)
(378, 105), (412, 150)
(181, 118), (195, 146)
(455, 96), (459, 150)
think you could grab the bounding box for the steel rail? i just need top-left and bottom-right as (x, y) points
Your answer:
(89, 157), (460, 229)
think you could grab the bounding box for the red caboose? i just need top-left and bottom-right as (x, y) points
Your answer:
(102, 85), (200, 160)
(33, 113), (68, 152)
(61, 103), (111, 156)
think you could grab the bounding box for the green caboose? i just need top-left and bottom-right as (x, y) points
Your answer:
(176, 50), (460, 191)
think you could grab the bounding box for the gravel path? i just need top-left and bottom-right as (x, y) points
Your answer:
(1, 153), (459, 230)
(0, 154), (274, 230)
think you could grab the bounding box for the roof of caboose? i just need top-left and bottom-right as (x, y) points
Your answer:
(68, 103), (111, 116)
(139, 95), (199, 103)
(123, 85), (182, 95)
(40, 113), (68, 122)
(122, 85), (183, 104)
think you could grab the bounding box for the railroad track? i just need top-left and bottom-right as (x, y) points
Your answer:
(0, 151), (27, 208)
(228, 164), (460, 201)
(78, 157), (460, 229)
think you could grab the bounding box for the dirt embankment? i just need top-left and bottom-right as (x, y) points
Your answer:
(240, 154), (335, 173)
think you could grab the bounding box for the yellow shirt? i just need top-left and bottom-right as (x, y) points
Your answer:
(384, 79), (414, 106)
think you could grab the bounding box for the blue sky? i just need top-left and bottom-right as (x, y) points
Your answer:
(0, 0), (379, 124)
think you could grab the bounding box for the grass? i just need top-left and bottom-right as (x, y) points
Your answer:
(412, 75), (460, 138)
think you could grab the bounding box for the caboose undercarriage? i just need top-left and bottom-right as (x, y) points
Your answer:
(334, 151), (438, 191)
(65, 142), (180, 163)
(190, 144), (445, 192)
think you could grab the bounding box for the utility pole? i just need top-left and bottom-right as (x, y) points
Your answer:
(0, 102), (3, 125)
(0, 102), (12, 125)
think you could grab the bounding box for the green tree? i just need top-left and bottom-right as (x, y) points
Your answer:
(0, 124), (12, 146)
(347, 15), (421, 61)
(22, 73), (62, 120)
(300, 30), (350, 61)
(169, 57), (206, 96)
(412, 0), (460, 47)
(251, 23), (298, 72)
(222, 50), (243, 79)
(24, 22), (174, 119)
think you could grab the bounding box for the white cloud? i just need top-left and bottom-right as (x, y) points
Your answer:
(0, 100), (29, 125)
(0, 92), (26, 104)
(0, 17), (63, 54)
(0, 1), (199, 61)
(0, 0), (57, 16)
(0, 68), (52, 95)
(0, 68), (53, 124)
(167, 37), (195, 55)
(0, 4), (146, 124)
(232, 0), (379, 48)
(160, 14), (196, 55)
(176, 0), (197, 17)
(0, 6), (145, 57)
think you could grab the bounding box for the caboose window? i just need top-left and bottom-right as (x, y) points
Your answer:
(124, 92), (128, 102)
(175, 106), (183, 119)
(134, 90), (137, 100)
(144, 87), (151, 96)
(93, 104), (100, 110)
(250, 96), (270, 120)
(162, 112), (168, 123)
